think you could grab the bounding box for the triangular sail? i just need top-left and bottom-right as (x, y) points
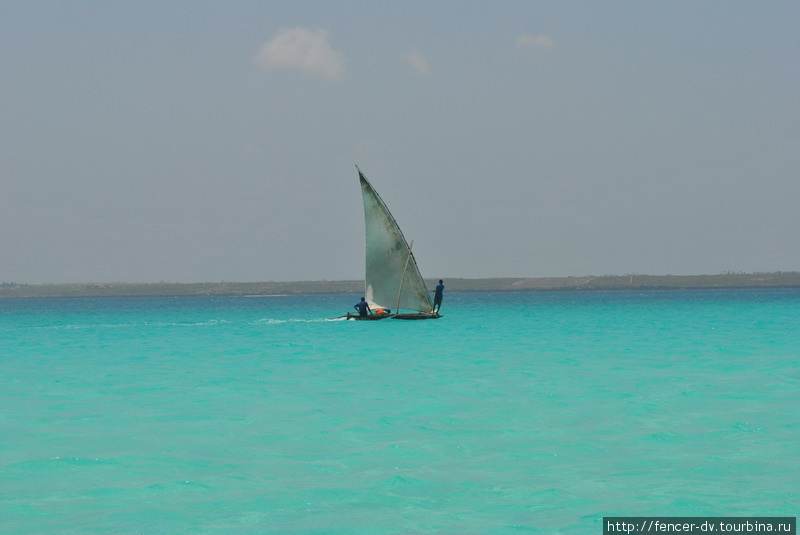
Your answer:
(358, 169), (433, 313)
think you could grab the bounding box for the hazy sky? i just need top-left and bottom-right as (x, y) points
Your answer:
(2, 1), (798, 283)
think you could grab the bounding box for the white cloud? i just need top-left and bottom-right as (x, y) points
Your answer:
(399, 51), (431, 75)
(516, 33), (555, 51)
(254, 27), (345, 81)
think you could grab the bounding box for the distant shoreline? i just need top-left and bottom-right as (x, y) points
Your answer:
(2, 272), (799, 299)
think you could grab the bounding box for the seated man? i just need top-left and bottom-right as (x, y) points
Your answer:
(354, 297), (371, 317)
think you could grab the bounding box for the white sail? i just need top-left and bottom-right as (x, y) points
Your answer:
(359, 169), (433, 313)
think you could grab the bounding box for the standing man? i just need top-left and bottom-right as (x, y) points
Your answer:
(354, 297), (371, 318)
(432, 280), (444, 314)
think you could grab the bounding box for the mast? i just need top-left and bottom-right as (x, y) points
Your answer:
(395, 240), (413, 313)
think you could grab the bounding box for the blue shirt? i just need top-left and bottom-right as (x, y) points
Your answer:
(434, 284), (444, 298)
(355, 300), (370, 314)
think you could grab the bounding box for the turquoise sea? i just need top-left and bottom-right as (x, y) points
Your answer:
(1, 290), (798, 534)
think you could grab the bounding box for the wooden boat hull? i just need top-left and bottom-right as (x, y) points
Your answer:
(392, 313), (442, 320)
(344, 313), (393, 321)
(341, 312), (442, 320)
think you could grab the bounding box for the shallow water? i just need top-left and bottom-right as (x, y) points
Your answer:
(1, 290), (798, 533)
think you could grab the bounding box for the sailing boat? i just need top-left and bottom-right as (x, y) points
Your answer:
(346, 166), (441, 320)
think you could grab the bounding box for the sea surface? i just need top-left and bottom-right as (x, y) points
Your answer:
(1, 290), (798, 534)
